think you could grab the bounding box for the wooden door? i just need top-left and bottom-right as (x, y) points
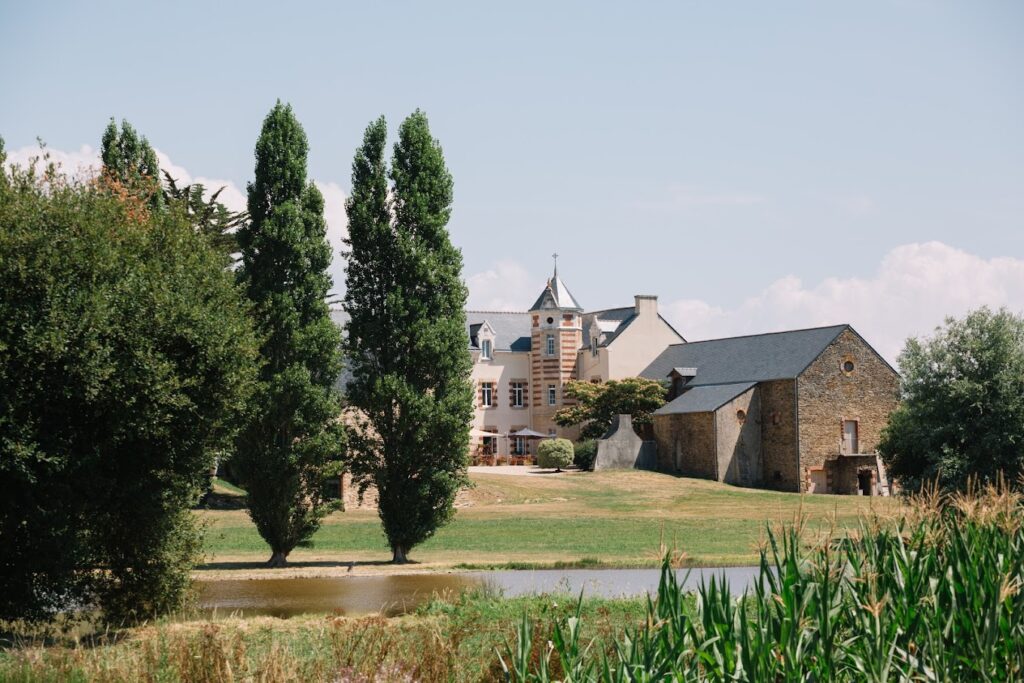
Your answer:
(843, 420), (859, 454)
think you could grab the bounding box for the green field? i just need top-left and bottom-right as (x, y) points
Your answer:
(199, 470), (894, 570)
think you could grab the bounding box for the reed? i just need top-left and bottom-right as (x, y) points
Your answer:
(500, 479), (1024, 681)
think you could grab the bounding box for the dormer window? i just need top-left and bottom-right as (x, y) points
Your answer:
(590, 337), (597, 356)
(480, 339), (492, 360)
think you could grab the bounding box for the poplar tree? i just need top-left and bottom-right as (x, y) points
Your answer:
(344, 111), (474, 563)
(100, 118), (163, 210)
(234, 102), (345, 567)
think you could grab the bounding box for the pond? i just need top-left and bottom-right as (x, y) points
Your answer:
(193, 566), (764, 618)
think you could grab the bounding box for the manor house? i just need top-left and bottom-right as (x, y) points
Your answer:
(467, 266), (683, 457)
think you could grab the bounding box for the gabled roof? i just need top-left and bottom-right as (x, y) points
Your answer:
(582, 306), (634, 348)
(466, 311), (532, 352)
(530, 273), (583, 312)
(654, 381), (757, 415)
(641, 324), (850, 386)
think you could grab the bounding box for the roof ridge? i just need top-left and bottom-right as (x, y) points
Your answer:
(665, 323), (849, 347)
(466, 310), (530, 314)
(584, 305), (635, 315)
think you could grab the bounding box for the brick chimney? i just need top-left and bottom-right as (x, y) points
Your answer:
(634, 294), (658, 318)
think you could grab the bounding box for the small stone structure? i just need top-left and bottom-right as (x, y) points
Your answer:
(593, 414), (657, 471)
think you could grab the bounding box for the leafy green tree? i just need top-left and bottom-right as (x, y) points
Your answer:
(537, 439), (574, 472)
(233, 102), (345, 567)
(162, 171), (244, 265)
(879, 307), (1024, 492)
(101, 117), (163, 210)
(0, 156), (258, 623)
(344, 111), (474, 564)
(555, 377), (668, 439)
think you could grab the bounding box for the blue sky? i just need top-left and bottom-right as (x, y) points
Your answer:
(2, 1), (1022, 361)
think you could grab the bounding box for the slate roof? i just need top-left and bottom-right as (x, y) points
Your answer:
(654, 381), (757, 415)
(582, 306), (635, 348)
(530, 274), (583, 312)
(466, 311), (532, 352)
(641, 324), (850, 386)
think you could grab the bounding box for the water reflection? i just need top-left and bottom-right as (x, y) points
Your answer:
(194, 567), (762, 619)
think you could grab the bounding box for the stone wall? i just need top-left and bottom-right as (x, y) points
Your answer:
(797, 329), (899, 491)
(652, 411), (716, 478)
(757, 379), (800, 491)
(715, 387), (762, 487)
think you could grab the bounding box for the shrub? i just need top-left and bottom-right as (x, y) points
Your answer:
(537, 439), (574, 471)
(573, 440), (598, 471)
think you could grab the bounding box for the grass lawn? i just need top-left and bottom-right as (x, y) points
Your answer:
(198, 470), (896, 571)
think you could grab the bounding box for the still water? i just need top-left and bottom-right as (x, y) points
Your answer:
(194, 567), (763, 618)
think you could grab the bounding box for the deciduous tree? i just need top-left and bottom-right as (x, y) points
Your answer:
(0, 155), (258, 623)
(555, 377), (667, 439)
(879, 307), (1024, 492)
(344, 111), (474, 563)
(100, 117), (163, 211)
(233, 102), (345, 567)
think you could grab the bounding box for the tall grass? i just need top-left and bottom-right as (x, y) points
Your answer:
(500, 480), (1024, 681)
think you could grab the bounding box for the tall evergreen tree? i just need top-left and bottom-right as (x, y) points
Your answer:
(234, 102), (345, 567)
(345, 111), (474, 563)
(100, 118), (163, 210)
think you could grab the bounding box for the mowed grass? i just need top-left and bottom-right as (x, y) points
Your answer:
(199, 471), (896, 569)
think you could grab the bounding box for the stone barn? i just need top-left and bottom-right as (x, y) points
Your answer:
(641, 325), (899, 494)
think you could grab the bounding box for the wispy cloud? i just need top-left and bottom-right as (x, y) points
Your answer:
(661, 241), (1024, 364)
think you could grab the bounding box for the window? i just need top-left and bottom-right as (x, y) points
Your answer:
(590, 337), (597, 356)
(736, 409), (747, 424)
(514, 436), (526, 455)
(842, 360), (855, 374)
(546, 316), (554, 325)
(481, 382), (493, 407)
(547, 384), (557, 405)
(480, 339), (492, 360)
(511, 381), (524, 408)
(546, 334), (555, 355)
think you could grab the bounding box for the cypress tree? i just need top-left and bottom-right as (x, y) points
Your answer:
(100, 118), (163, 210)
(344, 111), (473, 563)
(234, 102), (345, 567)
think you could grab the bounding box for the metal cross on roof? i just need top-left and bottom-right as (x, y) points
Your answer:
(552, 252), (559, 275)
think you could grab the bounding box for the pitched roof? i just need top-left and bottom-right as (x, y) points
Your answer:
(466, 311), (532, 352)
(582, 306), (635, 348)
(654, 381), (757, 415)
(641, 325), (849, 386)
(530, 273), (583, 312)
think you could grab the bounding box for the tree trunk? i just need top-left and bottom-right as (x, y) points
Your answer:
(392, 546), (409, 564)
(267, 551), (288, 568)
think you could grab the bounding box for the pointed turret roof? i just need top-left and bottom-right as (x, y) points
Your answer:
(530, 261), (582, 312)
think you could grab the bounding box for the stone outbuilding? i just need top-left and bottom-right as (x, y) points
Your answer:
(641, 325), (899, 494)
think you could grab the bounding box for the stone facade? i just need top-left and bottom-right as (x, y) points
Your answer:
(757, 379), (800, 491)
(715, 387), (761, 487)
(796, 329), (900, 491)
(647, 325), (899, 495)
(652, 412), (716, 477)
(529, 310), (582, 437)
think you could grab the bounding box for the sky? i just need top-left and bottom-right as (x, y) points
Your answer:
(2, 1), (1022, 363)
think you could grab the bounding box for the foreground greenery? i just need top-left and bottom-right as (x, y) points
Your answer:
(0, 144), (259, 624)
(503, 481), (1024, 681)
(199, 471), (889, 569)
(4, 483), (1020, 681)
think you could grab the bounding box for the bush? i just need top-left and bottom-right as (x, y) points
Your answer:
(573, 440), (598, 471)
(537, 438), (574, 471)
(0, 154), (259, 623)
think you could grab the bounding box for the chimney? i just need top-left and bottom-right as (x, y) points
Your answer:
(634, 294), (658, 318)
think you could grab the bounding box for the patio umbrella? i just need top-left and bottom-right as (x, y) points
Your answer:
(508, 428), (548, 438)
(470, 427), (501, 438)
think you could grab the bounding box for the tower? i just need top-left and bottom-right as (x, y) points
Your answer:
(529, 256), (583, 438)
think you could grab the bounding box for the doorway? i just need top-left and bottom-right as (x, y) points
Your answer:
(857, 468), (874, 496)
(843, 420), (859, 454)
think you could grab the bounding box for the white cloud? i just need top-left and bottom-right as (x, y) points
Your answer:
(5, 143), (350, 294)
(6, 143), (101, 177)
(314, 180), (349, 293)
(662, 242), (1024, 364)
(466, 260), (537, 311)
